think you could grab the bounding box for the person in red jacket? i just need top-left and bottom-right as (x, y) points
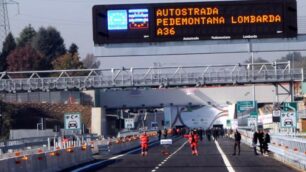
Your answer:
(184, 130), (200, 156)
(140, 131), (149, 156)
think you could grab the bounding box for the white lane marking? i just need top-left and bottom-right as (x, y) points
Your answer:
(150, 141), (188, 172)
(72, 141), (159, 172)
(215, 140), (236, 172)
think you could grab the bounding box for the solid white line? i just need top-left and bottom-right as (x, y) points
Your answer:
(150, 141), (188, 172)
(214, 140), (236, 172)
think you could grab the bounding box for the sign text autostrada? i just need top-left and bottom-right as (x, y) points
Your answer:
(93, 0), (297, 44)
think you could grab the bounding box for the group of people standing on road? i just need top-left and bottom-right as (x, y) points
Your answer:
(157, 127), (188, 140)
(205, 128), (226, 141)
(232, 129), (270, 156)
(252, 130), (270, 156)
(141, 127), (271, 157)
(156, 127), (205, 156)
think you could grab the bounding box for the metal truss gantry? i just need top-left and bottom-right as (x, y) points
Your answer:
(0, 61), (303, 93)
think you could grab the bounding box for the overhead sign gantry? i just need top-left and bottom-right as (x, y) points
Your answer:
(92, 0), (297, 44)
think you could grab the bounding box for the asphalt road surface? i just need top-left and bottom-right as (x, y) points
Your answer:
(86, 137), (298, 172)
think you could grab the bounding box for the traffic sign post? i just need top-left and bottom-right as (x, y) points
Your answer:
(280, 102), (297, 129)
(124, 118), (135, 129)
(247, 117), (258, 131)
(64, 112), (81, 130)
(236, 101), (258, 127)
(226, 119), (231, 128)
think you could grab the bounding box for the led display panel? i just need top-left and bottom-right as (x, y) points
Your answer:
(93, 0), (297, 44)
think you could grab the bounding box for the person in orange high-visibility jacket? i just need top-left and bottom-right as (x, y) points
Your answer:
(184, 130), (200, 156)
(140, 132), (149, 156)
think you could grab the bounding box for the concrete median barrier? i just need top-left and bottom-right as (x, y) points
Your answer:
(45, 151), (60, 172)
(0, 158), (10, 172)
(8, 157), (27, 172)
(0, 145), (93, 172)
(26, 153), (47, 172)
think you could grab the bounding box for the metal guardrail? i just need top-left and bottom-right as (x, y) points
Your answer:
(0, 62), (302, 92)
(0, 135), (98, 160)
(238, 129), (306, 170)
(0, 137), (49, 149)
(0, 134), (99, 154)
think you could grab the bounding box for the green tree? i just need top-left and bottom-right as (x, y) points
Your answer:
(16, 25), (37, 47)
(0, 101), (15, 140)
(52, 53), (83, 70)
(32, 26), (66, 70)
(0, 33), (16, 71)
(7, 44), (45, 71)
(68, 43), (78, 56)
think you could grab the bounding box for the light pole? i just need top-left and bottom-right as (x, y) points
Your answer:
(248, 39), (256, 105)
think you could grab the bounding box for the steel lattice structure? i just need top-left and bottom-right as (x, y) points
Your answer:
(0, 62), (303, 93)
(0, 0), (18, 49)
(0, 0), (10, 48)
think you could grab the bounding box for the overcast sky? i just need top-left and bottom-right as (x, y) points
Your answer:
(7, 0), (306, 68)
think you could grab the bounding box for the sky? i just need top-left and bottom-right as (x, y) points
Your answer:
(7, 0), (306, 68)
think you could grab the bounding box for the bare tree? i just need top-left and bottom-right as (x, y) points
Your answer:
(82, 53), (100, 69)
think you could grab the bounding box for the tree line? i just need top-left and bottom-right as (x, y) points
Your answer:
(244, 52), (306, 73)
(0, 25), (100, 72)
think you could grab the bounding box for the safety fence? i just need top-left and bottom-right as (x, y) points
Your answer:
(238, 129), (306, 170)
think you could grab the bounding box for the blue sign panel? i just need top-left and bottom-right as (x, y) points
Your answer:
(107, 10), (128, 30)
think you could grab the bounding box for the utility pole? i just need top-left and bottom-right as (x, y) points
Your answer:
(0, 0), (19, 49)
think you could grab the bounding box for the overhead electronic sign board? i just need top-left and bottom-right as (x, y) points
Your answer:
(93, 0), (297, 44)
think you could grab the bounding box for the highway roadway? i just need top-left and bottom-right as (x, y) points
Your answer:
(74, 137), (298, 172)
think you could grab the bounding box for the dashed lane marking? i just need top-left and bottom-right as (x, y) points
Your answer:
(150, 141), (188, 172)
(72, 140), (159, 172)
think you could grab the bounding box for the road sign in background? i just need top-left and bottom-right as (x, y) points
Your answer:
(248, 117), (258, 130)
(124, 118), (135, 129)
(273, 110), (281, 117)
(237, 101), (258, 126)
(226, 119), (231, 128)
(272, 110), (281, 122)
(64, 112), (81, 130)
(280, 102), (297, 128)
